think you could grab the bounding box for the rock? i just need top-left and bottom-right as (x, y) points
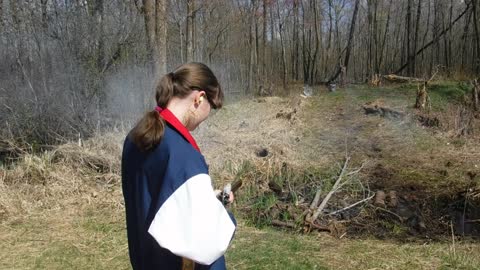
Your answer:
(388, 191), (398, 208)
(374, 190), (386, 207)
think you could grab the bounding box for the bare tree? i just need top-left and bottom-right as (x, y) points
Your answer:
(291, 0), (299, 81)
(473, 0), (480, 74)
(328, 0), (360, 84)
(262, 0), (267, 81)
(276, 0), (287, 90)
(93, 0), (105, 70)
(406, 0), (413, 76)
(156, 0), (167, 75)
(143, 0), (156, 65)
(413, 0), (422, 76)
(0, 0), (4, 32)
(186, 0), (195, 61)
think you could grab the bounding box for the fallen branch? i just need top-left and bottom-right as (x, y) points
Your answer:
(363, 101), (405, 119)
(304, 221), (331, 232)
(309, 188), (322, 210)
(327, 193), (375, 216)
(383, 74), (424, 83)
(306, 157), (350, 223)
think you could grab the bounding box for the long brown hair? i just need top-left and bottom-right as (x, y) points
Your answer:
(130, 62), (223, 151)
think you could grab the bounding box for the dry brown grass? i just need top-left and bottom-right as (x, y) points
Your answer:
(0, 133), (123, 223)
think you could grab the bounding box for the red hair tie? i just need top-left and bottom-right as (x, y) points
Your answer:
(155, 106), (163, 113)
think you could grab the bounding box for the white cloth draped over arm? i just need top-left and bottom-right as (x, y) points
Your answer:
(148, 173), (236, 265)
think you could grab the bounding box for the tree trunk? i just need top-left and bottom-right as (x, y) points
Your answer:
(413, 0), (422, 76)
(10, 0), (20, 31)
(309, 0), (320, 85)
(372, 0), (379, 74)
(254, 0), (260, 83)
(447, 0), (453, 74)
(323, 0), (333, 79)
(269, 4), (274, 78)
(378, 0), (392, 74)
(421, 0), (431, 68)
(461, 7), (473, 71)
(302, 1), (312, 85)
(406, 0), (412, 76)
(276, 2), (287, 90)
(292, 0), (299, 81)
(262, 0), (267, 81)
(143, 0), (156, 66)
(328, 0), (360, 84)
(367, 0), (379, 78)
(186, 0), (195, 62)
(248, 0), (259, 93)
(443, 4), (450, 72)
(473, 79), (480, 111)
(0, 0), (4, 31)
(155, 0), (167, 75)
(41, 0), (48, 31)
(473, 0), (480, 74)
(94, 0), (104, 71)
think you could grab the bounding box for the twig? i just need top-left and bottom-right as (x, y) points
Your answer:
(370, 205), (404, 221)
(309, 187), (322, 210)
(305, 221), (331, 232)
(346, 162), (367, 176)
(451, 221), (456, 257)
(306, 157), (350, 223)
(465, 219), (480, 223)
(327, 193), (375, 216)
(337, 162), (366, 191)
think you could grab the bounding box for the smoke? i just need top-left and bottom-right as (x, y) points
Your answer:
(104, 64), (156, 132)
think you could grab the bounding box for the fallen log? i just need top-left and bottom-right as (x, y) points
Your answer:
(383, 74), (424, 83)
(363, 101), (405, 119)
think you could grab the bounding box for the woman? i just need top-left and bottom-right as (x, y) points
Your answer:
(122, 62), (236, 270)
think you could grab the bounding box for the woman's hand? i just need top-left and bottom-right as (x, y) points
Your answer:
(214, 190), (235, 205)
(227, 191), (234, 204)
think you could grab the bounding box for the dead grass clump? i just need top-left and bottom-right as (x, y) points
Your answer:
(52, 133), (122, 174)
(0, 133), (123, 223)
(2, 153), (53, 186)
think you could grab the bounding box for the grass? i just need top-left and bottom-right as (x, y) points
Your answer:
(2, 206), (480, 270)
(1, 81), (480, 269)
(229, 224), (480, 270)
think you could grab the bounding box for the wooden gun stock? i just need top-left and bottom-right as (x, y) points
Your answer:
(221, 179), (243, 205)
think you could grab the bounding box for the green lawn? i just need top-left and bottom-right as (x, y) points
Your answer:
(1, 205), (479, 270)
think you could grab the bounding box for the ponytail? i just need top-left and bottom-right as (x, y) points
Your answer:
(129, 73), (175, 152)
(156, 73), (175, 108)
(129, 110), (166, 152)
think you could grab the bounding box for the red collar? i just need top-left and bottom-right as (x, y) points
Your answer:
(159, 108), (200, 152)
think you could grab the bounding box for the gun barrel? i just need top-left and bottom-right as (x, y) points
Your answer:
(230, 179), (243, 193)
